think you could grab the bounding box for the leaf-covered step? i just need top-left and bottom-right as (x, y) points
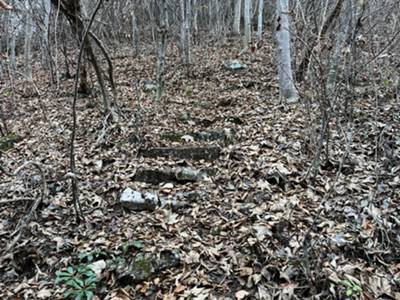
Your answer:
(139, 146), (221, 161)
(134, 167), (209, 184)
(160, 128), (234, 144)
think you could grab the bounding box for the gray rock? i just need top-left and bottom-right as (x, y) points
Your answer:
(175, 167), (206, 182)
(176, 190), (209, 202)
(225, 60), (247, 70)
(113, 250), (180, 285)
(143, 80), (158, 92)
(134, 167), (208, 184)
(120, 188), (158, 211)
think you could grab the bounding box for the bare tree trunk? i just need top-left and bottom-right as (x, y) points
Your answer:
(327, 0), (353, 96)
(274, 0), (298, 103)
(51, 0), (117, 115)
(192, 0), (198, 43)
(131, 3), (139, 56)
(180, 0), (191, 75)
(233, 0), (242, 35)
(257, 0), (264, 42)
(243, 0), (251, 48)
(296, 0), (345, 82)
(8, 7), (17, 75)
(24, 3), (33, 80)
(146, 1), (156, 44)
(156, 0), (167, 101)
(39, 0), (52, 70)
(180, 0), (186, 59)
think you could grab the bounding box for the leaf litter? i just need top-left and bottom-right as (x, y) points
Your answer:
(0, 40), (399, 299)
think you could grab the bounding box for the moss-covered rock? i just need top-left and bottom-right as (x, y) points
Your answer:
(111, 250), (180, 286)
(0, 134), (22, 150)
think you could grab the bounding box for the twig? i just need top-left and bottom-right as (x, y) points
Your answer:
(70, 0), (104, 223)
(7, 161), (47, 250)
(95, 112), (111, 145)
(0, 198), (36, 204)
(299, 124), (353, 280)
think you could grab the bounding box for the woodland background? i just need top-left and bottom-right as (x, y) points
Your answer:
(0, 0), (399, 299)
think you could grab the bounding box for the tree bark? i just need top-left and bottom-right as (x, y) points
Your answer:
(257, 0), (264, 42)
(233, 0), (242, 35)
(243, 0), (251, 48)
(274, 0), (298, 103)
(296, 0), (345, 82)
(156, 0), (167, 101)
(24, 3), (33, 80)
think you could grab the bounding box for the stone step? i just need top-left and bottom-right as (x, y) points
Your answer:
(160, 129), (234, 144)
(139, 146), (221, 161)
(134, 167), (209, 184)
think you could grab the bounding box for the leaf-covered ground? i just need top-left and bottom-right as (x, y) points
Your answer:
(0, 40), (399, 299)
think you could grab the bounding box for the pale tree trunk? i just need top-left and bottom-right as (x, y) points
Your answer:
(131, 3), (139, 55)
(146, 2), (156, 44)
(296, 0), (345, 82)
(209, 0), (222, 38)
(327, 0), (352, 97)
(243, 0), (251, 48)
(156, 0), (167, 100)
(274, 0), (298, 103)
(257, 0), (264, 42)
(233, 0), (242, 35)
(41, 0), (51, 69)
(185, 0), (191, 72)
(180, 0), (186, 59)
(9, 7), (17, 75)
(0, 55), (3, 79)
(208, 0), (213, 34)
(24, 2), (33, 80)
(192, 0), (198, 42)
(180, 0), (191, 75)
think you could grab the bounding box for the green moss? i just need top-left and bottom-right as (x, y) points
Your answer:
(0, 134), (22, 150)
(130, 254), (152, 279)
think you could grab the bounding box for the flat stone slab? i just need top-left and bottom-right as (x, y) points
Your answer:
(160, 129), (234, 143)
(134, 167), (207, 184)
(139, 146), (221, 161)
(120, 188), (207, 211)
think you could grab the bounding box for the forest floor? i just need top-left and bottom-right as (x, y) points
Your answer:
(0, 40), (399, 300)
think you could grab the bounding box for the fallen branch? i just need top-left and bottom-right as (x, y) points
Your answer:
(7, 161), (47, 250)
(0, 198), (36, 205)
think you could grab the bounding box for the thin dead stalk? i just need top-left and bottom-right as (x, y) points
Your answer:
(70, 0), (104, 223)
(6, 161), (47, 250)
(299, 125), (353, 281)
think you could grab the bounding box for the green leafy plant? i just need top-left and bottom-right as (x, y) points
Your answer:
(341, 279), (362, 298)
(55, 265), (97, 300)
(120, 240), (143, 254)
(79, 249), (109, 263)
(3, 90), (12, 97)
